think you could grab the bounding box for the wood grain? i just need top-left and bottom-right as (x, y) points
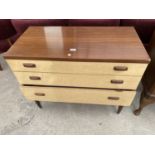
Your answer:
(6, 59), (148, 76)
(21, 86), (136, 106)
(4, 27), (150, 63)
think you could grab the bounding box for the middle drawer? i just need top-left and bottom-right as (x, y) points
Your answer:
(14, 72), (141, 90)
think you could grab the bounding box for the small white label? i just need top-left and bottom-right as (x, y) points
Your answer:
(69, 48), (77, 52)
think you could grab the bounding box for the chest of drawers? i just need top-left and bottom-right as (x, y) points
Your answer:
(4, 27), (150, 113)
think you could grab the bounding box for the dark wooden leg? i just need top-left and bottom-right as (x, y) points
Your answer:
(0, 63), (3, 71)
(35, 101), (42, 109)
(6, 38), (12, 46)
(117, 106), (123, 114)
(134, 91), (155, 116)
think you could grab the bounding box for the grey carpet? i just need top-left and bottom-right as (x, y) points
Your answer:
(0, 55), (155, 135)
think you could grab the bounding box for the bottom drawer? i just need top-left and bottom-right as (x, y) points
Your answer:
(21, 86), (136, 106)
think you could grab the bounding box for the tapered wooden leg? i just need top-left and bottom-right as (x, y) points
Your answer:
(0, 63), (2, 71)
(35, 101), (42, 109)
(134, 94), (155, 116)
(117, 106), (123, 114)
(6, 38), (12, 46)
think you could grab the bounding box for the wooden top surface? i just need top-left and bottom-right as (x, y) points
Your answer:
(4, 26), (150, 63)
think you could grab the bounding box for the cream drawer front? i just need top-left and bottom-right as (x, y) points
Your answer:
(6, 59), (148, 76)
(15, 72), (141, 90)
(21, 86), (136, 106)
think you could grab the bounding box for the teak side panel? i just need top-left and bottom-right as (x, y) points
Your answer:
(6, 59), (148, 76)
(14, 71), (142, 90)
(4, 27), (150, 63)
(21, 86), (136, 106)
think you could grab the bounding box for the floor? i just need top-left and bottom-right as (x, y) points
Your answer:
(0, 56), (155, 135)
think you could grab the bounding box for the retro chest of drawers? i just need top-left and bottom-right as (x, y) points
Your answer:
(4, 26), (150, 113)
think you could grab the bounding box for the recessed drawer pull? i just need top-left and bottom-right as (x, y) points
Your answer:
(113, 66), (128, 71)
(34, 93), (45, 96)
(111, 79), (124, 84)
(108, 96), (120, 100)
(29, 76), (41, 80)
(23, 63), (36, 68)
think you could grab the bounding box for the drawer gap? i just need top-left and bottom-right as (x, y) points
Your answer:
(22, 84), (135, 91)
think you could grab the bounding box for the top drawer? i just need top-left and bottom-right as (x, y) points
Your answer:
(6, 59), (148, 76)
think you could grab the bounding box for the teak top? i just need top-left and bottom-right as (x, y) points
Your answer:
(4, 26), (150, 63)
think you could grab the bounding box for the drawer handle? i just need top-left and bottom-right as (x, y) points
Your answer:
(34, 93), (45, 96)
(29, 76), (41, 80)
(108, 96), (120, 100)
(113, 66), (128, 71)
(111, 79), (124, 84)
(23, 63), (36, 68)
